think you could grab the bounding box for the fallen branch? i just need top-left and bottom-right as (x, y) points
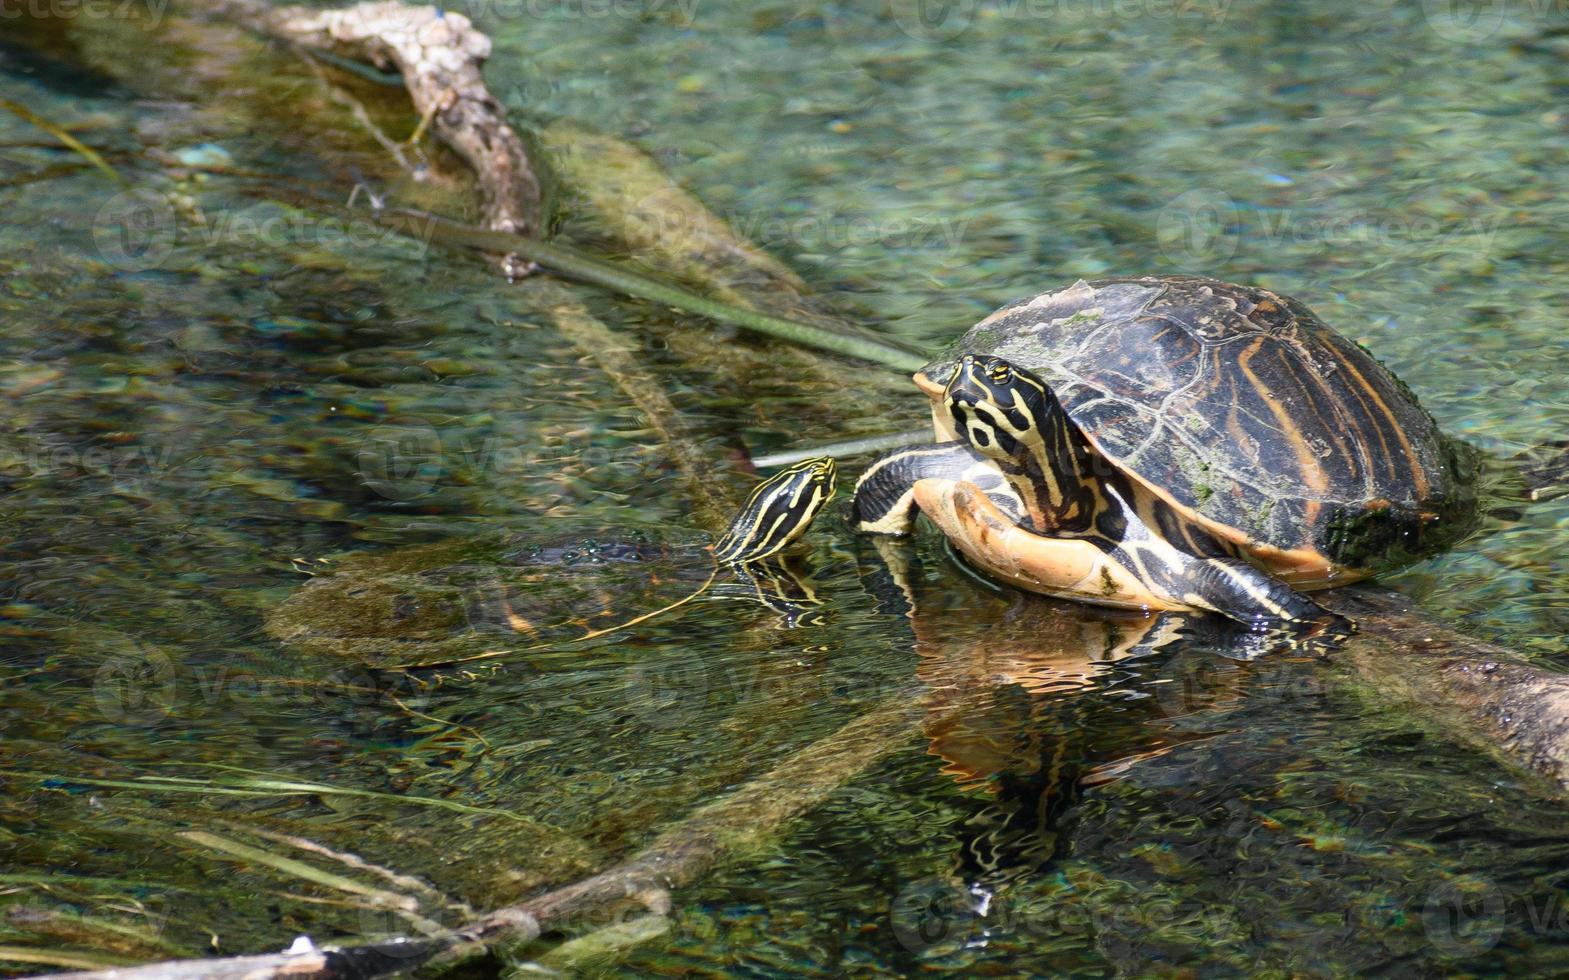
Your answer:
(1322, 588), (1569, 793)
(207, 0), (544, 268)
(49, 689), (925, 980)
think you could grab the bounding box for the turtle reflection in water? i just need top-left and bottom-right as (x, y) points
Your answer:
(866, 541), (1251, 905)
(266, 459), (837, 670)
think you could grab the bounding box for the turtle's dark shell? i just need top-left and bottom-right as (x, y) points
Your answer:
(919, 276), (1477, 585)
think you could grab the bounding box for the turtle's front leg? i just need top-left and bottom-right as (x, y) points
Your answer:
(852, 442), (1020, 535)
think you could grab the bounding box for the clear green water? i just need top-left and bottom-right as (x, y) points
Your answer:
(3, 0), (1569, 975)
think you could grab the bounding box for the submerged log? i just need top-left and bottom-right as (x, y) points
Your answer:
(1322, 589), (1569, 793)
(207, 0), (545, 262)
(47, 691), (928, 980)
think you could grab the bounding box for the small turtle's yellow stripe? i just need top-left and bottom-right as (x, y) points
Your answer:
(713, 457), (836, 563)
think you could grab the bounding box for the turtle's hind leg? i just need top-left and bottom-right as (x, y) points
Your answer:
(1156, 552), (1354, 657)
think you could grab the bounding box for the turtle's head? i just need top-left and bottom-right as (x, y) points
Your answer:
(714, 456), (837, 563)
(943, 354), (1053, 464)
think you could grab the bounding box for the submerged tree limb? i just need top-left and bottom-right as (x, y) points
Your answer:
(525, 278), (737, 531)
(1323, 589), (1569, 793)
(205, 0), (544, 265)
(48, 690), (925, 980)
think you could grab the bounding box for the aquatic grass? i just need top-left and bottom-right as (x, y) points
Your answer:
(177, 830), (421, 909)
(372, 208), (929, 373)
(0, 767), (544, 826)
(2, 906), (193, 959)
(172, 831), (451, 937)
(236, 827), (474, 917)
(0, 98), (124, 186)
(0, 874), (189, 892)
(0, 946), (138, 971)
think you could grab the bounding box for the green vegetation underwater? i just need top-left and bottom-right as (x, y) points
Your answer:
(3, 0), (1569, 975)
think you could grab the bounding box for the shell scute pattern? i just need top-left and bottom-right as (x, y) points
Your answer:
(923, 276), (1474, 577)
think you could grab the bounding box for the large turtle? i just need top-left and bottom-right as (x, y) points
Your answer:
(850, 275), (1485, 635)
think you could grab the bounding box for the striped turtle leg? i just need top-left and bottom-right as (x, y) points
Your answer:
(1096, 479), (1351, 638)
(852, 442), (1023, 535)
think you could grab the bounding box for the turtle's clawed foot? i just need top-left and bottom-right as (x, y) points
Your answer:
(1185, 611), (1355, 661)
(1282, 612), (1356, 660)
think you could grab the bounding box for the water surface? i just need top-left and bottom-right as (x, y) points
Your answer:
(2, 0), (1569, 974)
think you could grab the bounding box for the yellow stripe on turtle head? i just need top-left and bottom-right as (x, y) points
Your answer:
(713, 456), (837, 563)
(944, 354), (1056, 468)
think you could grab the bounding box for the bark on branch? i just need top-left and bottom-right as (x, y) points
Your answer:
(211, 0), (544, 268)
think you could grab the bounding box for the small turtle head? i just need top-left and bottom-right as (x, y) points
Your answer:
(714, 456), (837, 563)
(943, 354), (1052, 463)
